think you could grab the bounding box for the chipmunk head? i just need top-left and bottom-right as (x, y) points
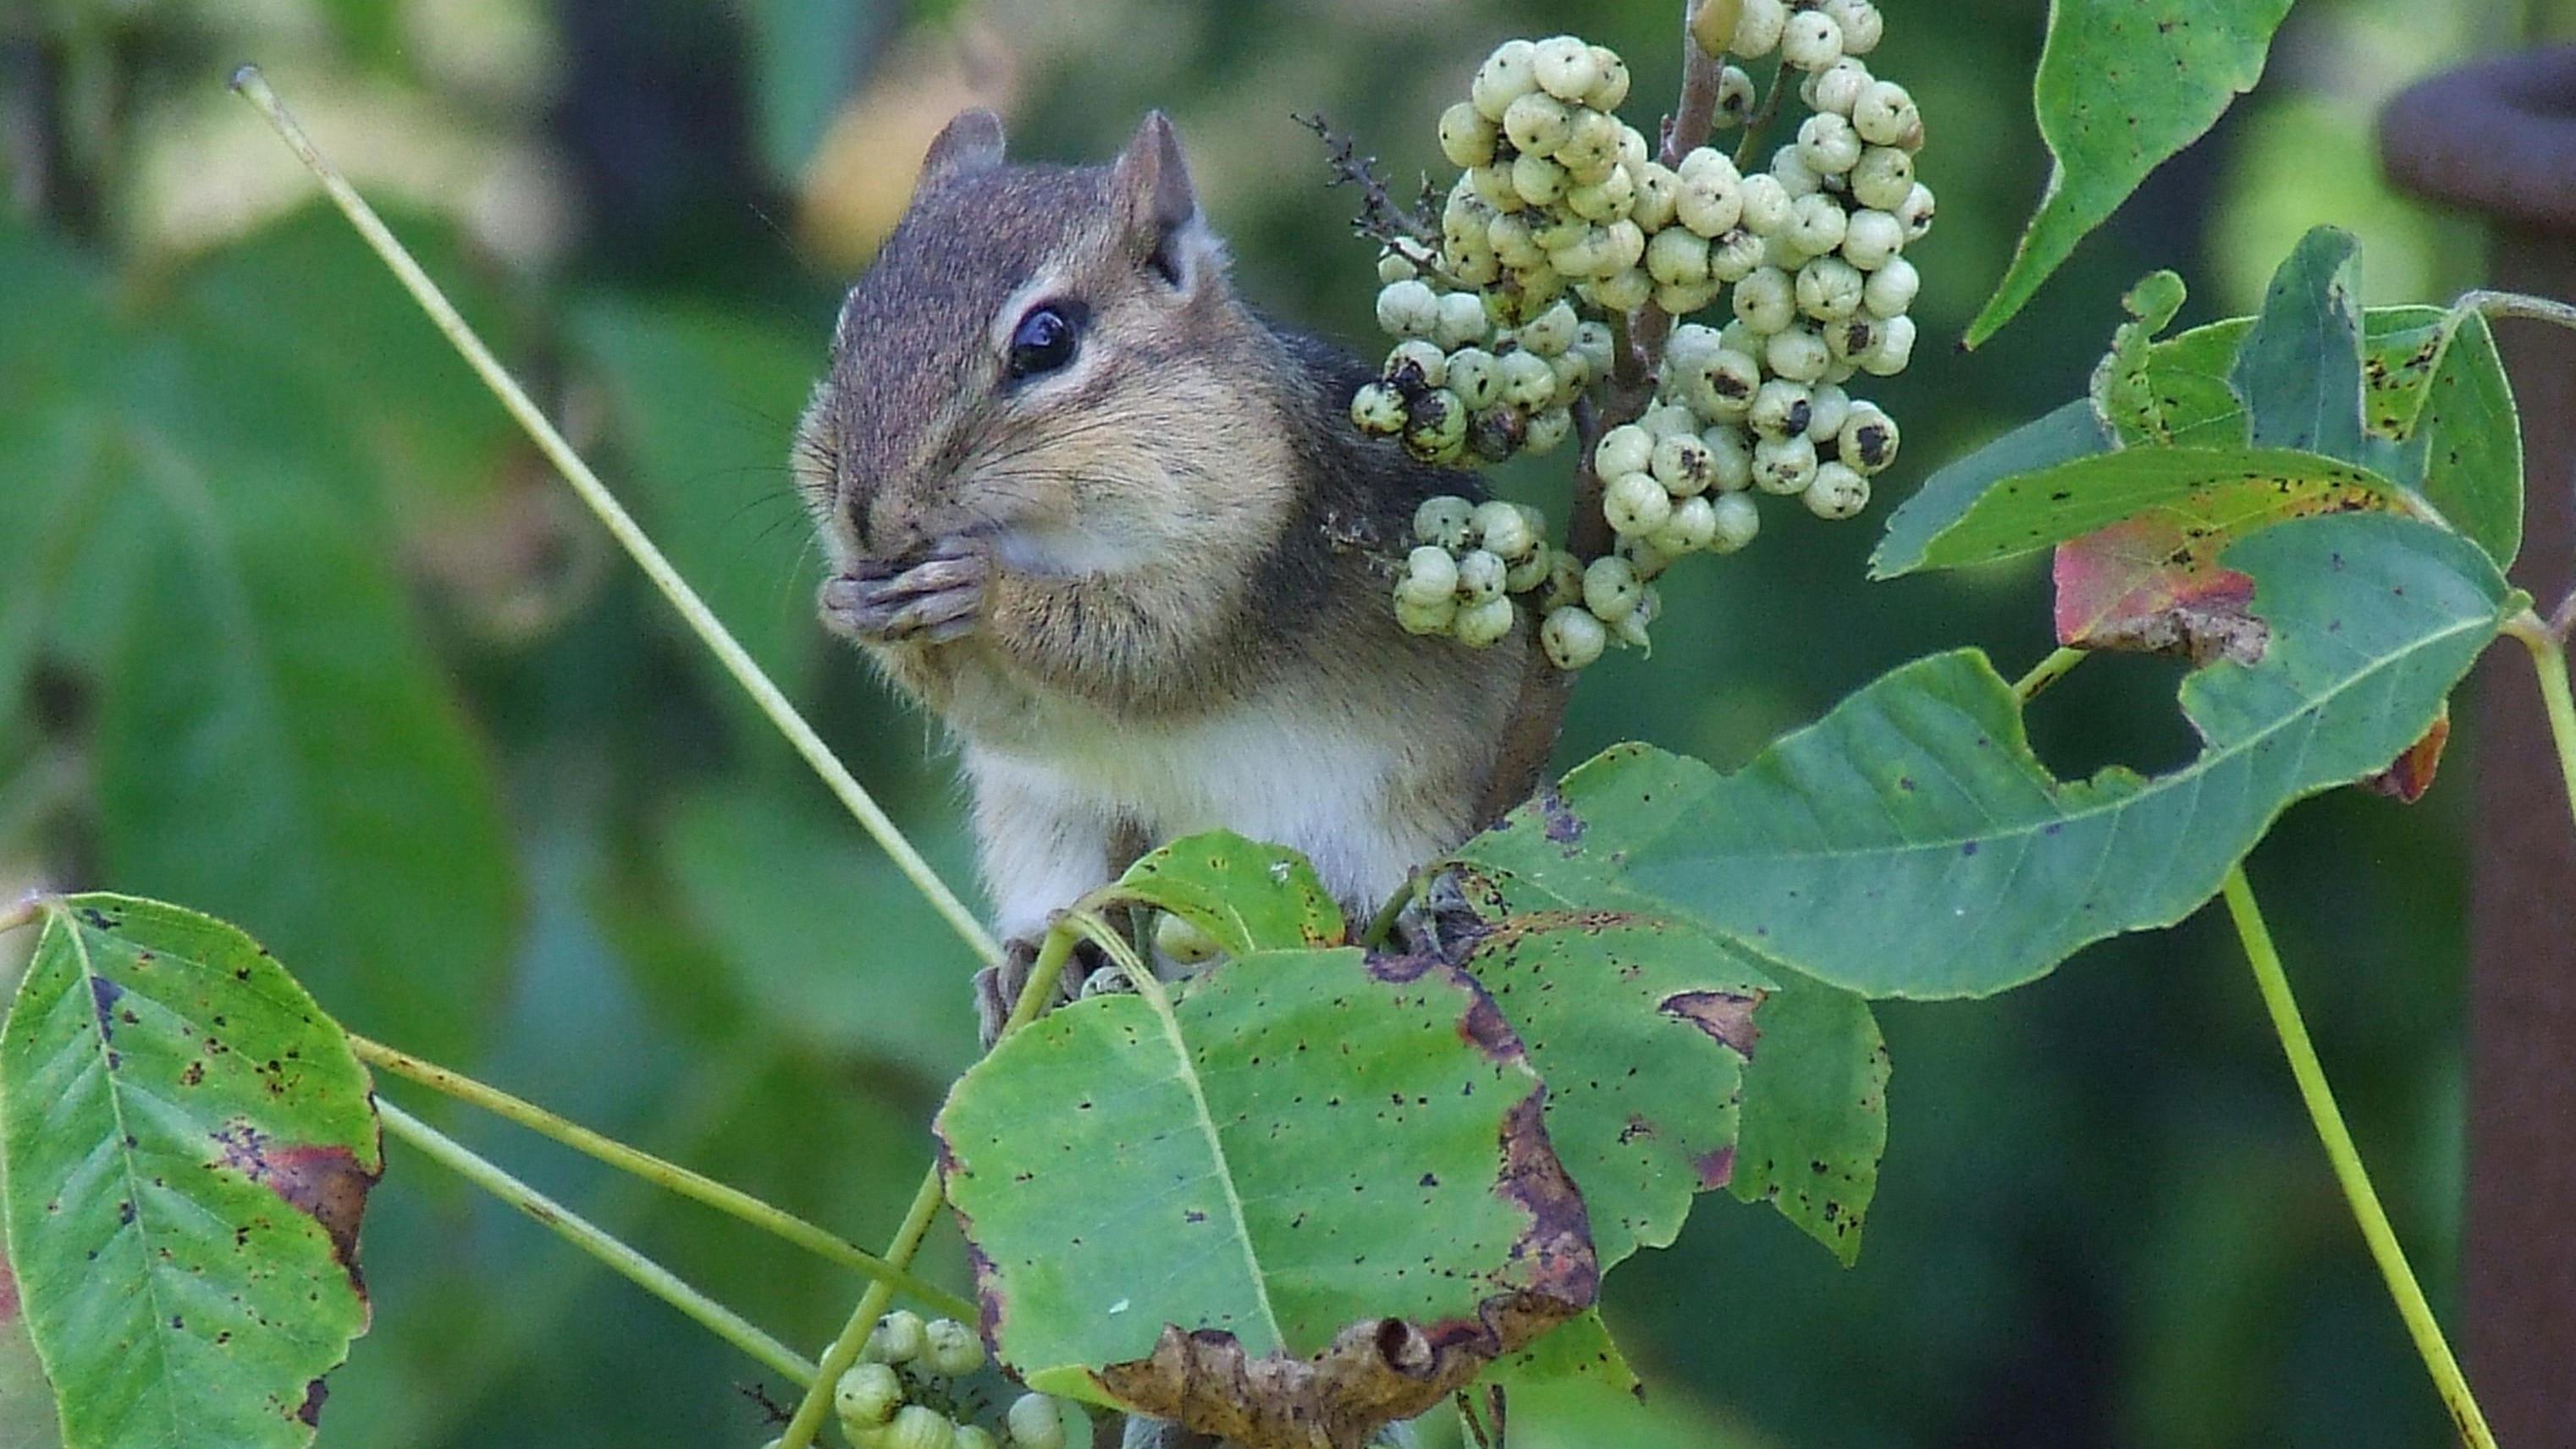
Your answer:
(796, 110), (1297, 578)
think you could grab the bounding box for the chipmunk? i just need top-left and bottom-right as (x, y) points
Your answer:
(794, 109), (1526, 1038)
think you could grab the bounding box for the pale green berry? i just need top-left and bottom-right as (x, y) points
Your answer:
(1715, 63), (1759, 125)
(1651, 493), (1721, 554)
(1631, 163), (1682, 232)
(1471, 39), (1541, 122)
(836, 1363), (906, 1430)
(1588, 266), (1654, 312)
(1823, 355), (1860, 385)
(1385, 339), (1448, 388)
(1840, 208), (1904, 270)
(1505, 543), (1553, 592)
(1448, 249), (1498, 289)
(1683, 346), (1762, 420)
(1435, 291), (1490, 350)
(1895, 182), (1936, 240)
(1752, 432), (1819, 493)
(1469, 162), (1524, 213)
(866, 1310), (927, 1364)
(1520, 300), (1580, 357)
(1440, 101), (1501, 168)
(1531, 36), (1600, 102)
(1542, 549), (1586, 609)
(1737, 171), (1794, 234)
(1862, 255), (1919, 317)
(1582, 554), (1643, 622)
(1398, 545), (1460, 607)
(1541, 605), (1608, 669)
(1415, 494), (1476, 548)
(1472, 500), (1537, 561)
(1395, 591), (1458, 636)
(1550, 349), (1591, 399)
(1499, 350), (1558, 409)
(1796, 256), (1865, 321)
(1805, 383), (1852, 444)
(1708, 227), (1767, 284)
(1447, 349), (1502, 410)
(1665, 321), (1724, 371)
(881, 1405), (956, 1449)
(1763, 227), (1809, 271)
(1156, 909), (1222, 965)
(1454, 593), (1516, 647)
(1852, 81), (1920, 149)
(1651, 432), (1716, 495)
(1557, 112), (1626, 183)
(1511, 151), (1570, 207)
(1351, 382), (1407, 435)
(1503, 91), (1574, 157)
(1574, 320), (1615, 374)
(1838, 401), (1899, 473)
(1850, 146), (1914, 212)
(954, 1429), (1000, 1449)
(1566, 166), (1637, 223)
(1710, 490), (1762, 551)
(1764, 324), (1830, 382)
(922, 1318), (986, 1378)
(1594, 423), (1656, 479)
(1732, 267), (1796, 333)
(1525, 404), (1575, 453)
(1862, 313), (1916, 376)
(1719, 317), (1764, 356)
(1403, 388), (1469, 461)
(1602, 470), (1673, 535)
(1376, 278), (1441, 339)
(1006, 1396), (1070, 1449)
(1646, 228), (1711, 288)
(1585, 47), (1633, 111)
(1782, 8), (1845, 69)
(1786, 193), (1850, 256)
(1824, 0), (1883, 54)
(1453, 547), (1508, 603)
(1730, 0), (1789, 57)
(1466, 405), (1525, 462)
(1642, 401), (1703, 437)
(1654, 278), (1723, 316)
(1488, 212), (1547, 268)
(1825, 314), (1885, 364)
(1748, 378), (1813, 439)
(1796, 112), (1862, 175)
(1804, 460), (1871, 519)
(1768, 143), (1823, 201)
(1612, 586), (1660, 650)
(1376, 251), (1420, 284)
(1540, 218), (1609, 278)
(1603, 218), (1648, 273)
(1704, 424), (1755, 491)
(1804, 58), (1872, 117)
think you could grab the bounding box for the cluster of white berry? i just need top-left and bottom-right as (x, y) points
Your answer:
(1348, 2), (1929, 667)
(762, 1310), (1076, 1449)
(1391, 495), (1574, 649)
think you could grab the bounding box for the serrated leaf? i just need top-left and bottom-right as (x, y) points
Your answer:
(1968, 0), (2296, 344)
(1873, 400), (2111, 578)
(938, 948), (1592, 1446)
(0, 895), (380, 1449)
(1878, 445), (2402, 578)
(2231, 227), (2366, 461)
(1105, 832), (1348, 954)
(1470, 515), (2508, 1000)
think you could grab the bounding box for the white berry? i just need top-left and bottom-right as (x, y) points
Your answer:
(1351, 383), (1406, 435)
(1594, 423), (1655, 479)
(1781, 8), (1845, 70)
(1582, 554), (1644, 622)
(1651, 432), (1716, 495)
(1729, 0), (1789, 57)
(1796, 113), (1862, 175)
(1824, 0), (1884, 54)
(1862, 255), (1919, 317)
(836, 1364), (905, 1430)
(1736, 171), (1794, 235)
(865, 1311), (927, 1364)
(1652, 493), (1721, 554)
(1473, 499), (1537, 560)
(1850, 146), (1915, 212)
(1704, 424), (1755, 491)
(1796, 256), (1865, 321)
(1531, 36), (1601, 102)
(1376, 278), (1439, 339)
(1415, 494), (1476, 548)
(1542, 606), (1608, 669)
(1748, 378), (1813, 439)
(1804, 58), (1872, 117)
(1732, 267), (1796, 333)
(1805, 383), (1852, 444)
(1895, 182), (1936, 240)
(1852, 81), (1921, 150)
(1007, 1396), (1070, 1449)
(1840, 208), (1904, 270)
(1602, 470), (1673, 535)
(1471, 39), (1541, 122)
(1763, 324), (1831, 382)
(1804, 460), (1872, 519)
(1862, 312), (1917, 375)
(1752, 432), (1819, 493)
(923, 1318), (986, 1378)
(1453, 594), (1516, 647)
(1710, 490), (1762, 551)
(1839, 401), (1900, 473)
(1440, 102), (1500, 168)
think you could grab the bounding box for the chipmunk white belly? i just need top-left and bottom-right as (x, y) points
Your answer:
(957, 692), (1442, 945)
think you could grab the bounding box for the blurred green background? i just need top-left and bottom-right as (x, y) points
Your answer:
(0, 0), (2562, 1445)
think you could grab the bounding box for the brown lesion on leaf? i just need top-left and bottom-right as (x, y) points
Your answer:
(208, 1120), (378, 1310)
(1658, 989), (1766, 1061)
(2361, 708), (2450, 803)
(1692, 1145), (1736, 1190)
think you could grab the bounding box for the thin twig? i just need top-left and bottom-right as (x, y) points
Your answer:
(377, 1099), (818, 1389)
(228, 65), (1000, 968)
(2502, 610), (2576, 843)
(350, 1034), (978, 1320)
(2011, 646), (2089, 704)
(1294, 111), (1437, 249)
(2457, 287), (2576, 334)
(2218, 868), (2496, 1449)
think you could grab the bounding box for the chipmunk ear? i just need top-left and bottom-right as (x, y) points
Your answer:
(921, 109), (1007, 182)
(1111, 111), (1214, 288)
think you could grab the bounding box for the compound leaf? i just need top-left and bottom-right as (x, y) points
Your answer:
(0, 895), (379, 1449)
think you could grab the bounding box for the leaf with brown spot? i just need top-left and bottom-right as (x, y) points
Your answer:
(0, 895), (379, 1449)
(2363, 708), (2450, 803)
(936, 947), (1591, 1447)
(1106, 832), (1348, 954)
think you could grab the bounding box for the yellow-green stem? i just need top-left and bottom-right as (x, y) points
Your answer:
(2508, 617), (2576, 840)
(775, 927), (1085, 1449)
(376, 1099), (818, 1388)
(0, 897), (37, 937)
(350, 1034), (977, 1321)
(2012, 645), (2088, 704)
(2218, 868), (2496, 1449)
(226, 66), (997, 968)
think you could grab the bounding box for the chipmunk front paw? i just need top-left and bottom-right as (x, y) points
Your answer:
(820, 537), (988, 645)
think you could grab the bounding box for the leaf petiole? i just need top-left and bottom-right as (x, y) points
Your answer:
(2218, 867), (2496, 1449)
(2011, 645), (2088, 704)
(2503, 609), (2576, 841)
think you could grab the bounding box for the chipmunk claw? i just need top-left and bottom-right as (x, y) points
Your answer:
(821, 537), (988, 645)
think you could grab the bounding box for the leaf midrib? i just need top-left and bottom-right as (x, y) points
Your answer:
(1134, 983), (1285, 1353)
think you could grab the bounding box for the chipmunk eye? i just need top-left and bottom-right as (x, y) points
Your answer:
(1006, 304), (1079, 379)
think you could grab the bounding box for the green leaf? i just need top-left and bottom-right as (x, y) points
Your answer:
(1475, 515), (2508, 1000)
(0, 895), (380, 1449)
(2365, 310), (2522, 567)
(1477, 1311), (1754, 1449)
(1872, 400), (2110, 578)
(1724, 978), (1888, 1262)
(2231, 227), (2365, 461)
(1, 1251), (66, 1449)
(1968, 0), (2297, 345)
(938, 948), (1592, 1441)
(2088, 270), (2189, 441)
(1106, 832), (1349, 955)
